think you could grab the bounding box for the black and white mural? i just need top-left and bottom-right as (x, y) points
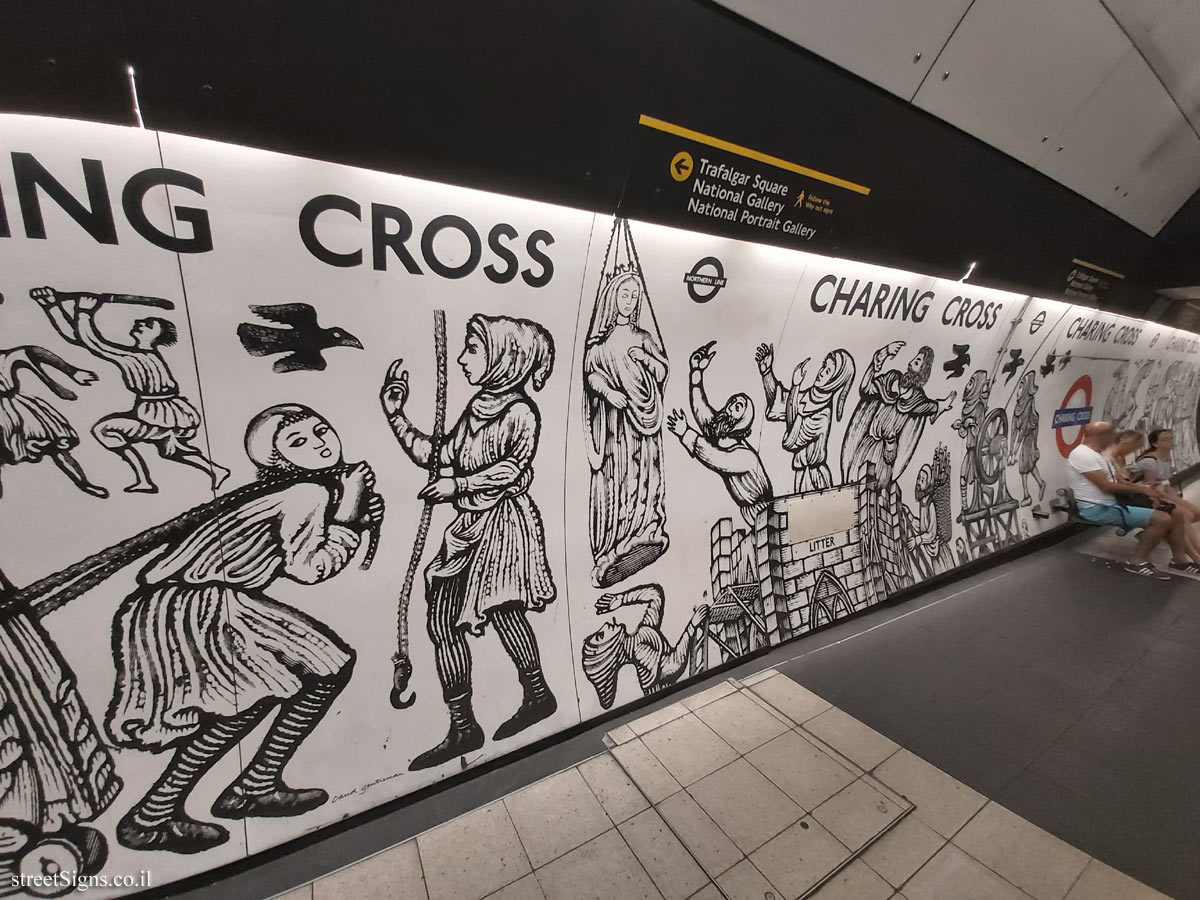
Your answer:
(2, 114), (1199, 895)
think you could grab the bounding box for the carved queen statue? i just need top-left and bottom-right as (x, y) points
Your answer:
(583, 220), (670, 587)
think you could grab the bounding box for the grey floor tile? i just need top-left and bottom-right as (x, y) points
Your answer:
(619, 808), (710, 900)
(504, 768), (612, 868)
(684, 886), (722, 900)
(1026, 655), (1119, 697)
(803, 707), (900, 771)
(904, 843), (1032, 900)
(942, 699), (1071, 767)
(810, 859), (895, 900)
(812, 779), (905, 851)
(681, 680), (737, 711)
(579, 753), (651, 824)
(873, 750), (986, 839)
(276, 887), (314, 900)
(1053, 641), (1138, 681)
(535, 830), (663, 900)
(629, 702), (690, 736)
(313, 839), (425, 900)
(657, 789), (743, 878)
(418, 801), (531, 900)
(861, 813), (946, 889)
(688, 758), (803, 853)
(1064, 859), (1171, 900)
(749, 673), (832, 724)
(693, 690), (790, 753)
(740, 667), (780, 685)
(1025, 742), (1140, 809)
(901, 723), (1027, 797)
(743, 686), (796, 726)
(715, 859), (782, 900)
(607, 724), (637, 746)
(750, 817), (852, 900)
(745, 729), (857, 811)
(953, 802), (1088, 900)
(640, 713), (739, 786)
(612, 738), (683, 803)
(485, 874), (546, 900)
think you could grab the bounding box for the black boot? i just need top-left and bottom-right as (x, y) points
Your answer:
(493, 668), (557, 741)
(212, 784), (328, 819)
(116, 810), (228, 854)
(410, 693), (484, 771)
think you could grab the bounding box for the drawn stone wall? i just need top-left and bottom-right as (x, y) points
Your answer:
(764, 479), (883, 642)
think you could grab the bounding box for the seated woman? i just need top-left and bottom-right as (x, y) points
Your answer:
(1132, 429), (1200, 539)
(1104, 429), (1152, 508)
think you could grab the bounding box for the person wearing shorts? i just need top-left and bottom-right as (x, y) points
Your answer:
(1067, 421), (1199, 579)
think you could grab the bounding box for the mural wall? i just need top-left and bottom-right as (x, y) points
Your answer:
(1, 113), (1197, 896)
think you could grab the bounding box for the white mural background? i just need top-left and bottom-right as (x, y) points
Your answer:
(1, 114), (1197, 896)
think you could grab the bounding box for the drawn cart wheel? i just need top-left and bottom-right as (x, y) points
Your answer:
(975, 408), (1009, 486)
(16, 838), (81, 898)
(12, 826), (106, 898)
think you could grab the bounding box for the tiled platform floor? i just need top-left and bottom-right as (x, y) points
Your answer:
(273, 673), (1169, 900)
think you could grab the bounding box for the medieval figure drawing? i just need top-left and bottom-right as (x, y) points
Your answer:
(109, 405), (377, 853)
(0, 293), (107, 499)
(1123, 359), (1157, 430)
(953, 371), (991, 513)
(0, 566), (119, 887)
(1102, 359), (1129, 424)
(666, 341), (772, 526)
(1010, 370), (1046, 507)
(953, 370), (1019, 559)
(1172, 363), (1199, 463)
(907, 444), (954, 579)
(1148, 360), (1181, 433)
(31, 286), (229, 494)
(755, 343), (855, 492)
(840, 341), (956, 488)
(583, 219), (670, 588)
(580, 584), (710, 709)
(840, 340), (954, 594)
(1135, 361), (1166, 434)
(381, 314), (560, 771)
(4, 404), (380, 856)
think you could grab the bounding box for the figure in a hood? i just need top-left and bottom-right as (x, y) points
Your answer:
(756, 343), (855, 493)
(382, 314), (560, 771)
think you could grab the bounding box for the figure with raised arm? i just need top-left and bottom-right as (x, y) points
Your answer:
(841, 341), (956, 487)
(756, 342), (854, 492)
(381, 314), (560, 771)
(0, 292), (106, 498)
(581, 584), (710, 708)
(32, 286), (228, 494)
(666, 341), (772, 525)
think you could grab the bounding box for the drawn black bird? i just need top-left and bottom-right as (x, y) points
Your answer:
(1001, 348), (1025, 383)
(237, 303), (363, 373)
(942, 344), (971, 378)
(1057, 349), (1072, 371)
(1039, 352), (1057, 377)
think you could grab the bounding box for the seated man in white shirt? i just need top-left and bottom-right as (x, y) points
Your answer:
(1067, 421), (1199, 579)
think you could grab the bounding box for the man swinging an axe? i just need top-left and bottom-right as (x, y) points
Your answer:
(31, 287), (229, 494)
